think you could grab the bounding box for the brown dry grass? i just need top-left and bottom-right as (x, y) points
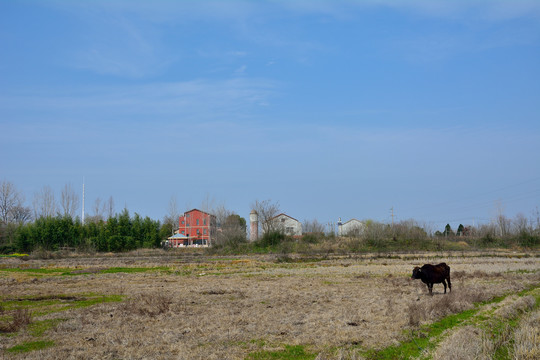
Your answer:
(0, 251), (538, 359)
(431, 325), (492, 360)
(512, 308), (540, 360)
(428, 288), (538, 359)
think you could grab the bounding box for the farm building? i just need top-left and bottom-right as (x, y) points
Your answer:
(177, 209), (217, 247)
(267, 213), (303, 236)
(338, 218), (365, 236)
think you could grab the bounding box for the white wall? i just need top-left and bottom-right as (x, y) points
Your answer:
(270, 214), (302, 236)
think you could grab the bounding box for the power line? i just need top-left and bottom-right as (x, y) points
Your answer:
(406, 176), (540, 214)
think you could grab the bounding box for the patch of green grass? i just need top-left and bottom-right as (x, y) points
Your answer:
(1, 294), (125, 318)
(0, 267), (65, 275)
(98, 266), (170, 274)
(246, 345), (316, 360)
(0, 266), (175, 277)
(365, 309), (479, 359)
(28, 318), (65, 337)
(68, 294), (124, 309)
(488, 289), (539, 359)
(506, 269), (538, 274)
(7, 340), (55, 353)
(364, 294), (516, 360)
(366, 286), (540, 360)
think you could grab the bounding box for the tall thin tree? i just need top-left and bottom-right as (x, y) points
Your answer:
(60, 183), (80, 218)
(32, 185), (57, 218)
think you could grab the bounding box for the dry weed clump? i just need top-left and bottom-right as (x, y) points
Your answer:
(122, 293), (173, 317)
(431, 325), (492, 360)
(0, 307), (32, 333)
(407, 287), (493, 327)
(493, 295), (536, 320)
(407, 302), (423, 327)
(512, 308), (540, 359)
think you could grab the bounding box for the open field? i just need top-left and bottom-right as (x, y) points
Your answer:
(1, 250), (539, 359)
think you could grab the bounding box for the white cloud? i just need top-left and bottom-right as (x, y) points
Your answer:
(234, 65), (247, 74)
(0, 78), (278, 123)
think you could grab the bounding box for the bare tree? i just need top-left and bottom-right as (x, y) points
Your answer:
(302, 218), (326, 234)
(477, 222), (497, 239)
(106, 196), (115, 219)
(362, 220), (388, 245)
(0, 180), (23, 223)
(161, 195), (179, 235)
(10, 205), (32, 224)
(251, 199), (280, 234)
(60, 183), (80, 218)
(513, 213), (530, 235)
(200, 193), (217, 214)
(212, 205), (247, 247)
(168, 195), (179, 223)
(495, 204), (511, 238)
(91, 197), (106, 222)
(32, 185), (57, 218)
(534, 207), (540, 234)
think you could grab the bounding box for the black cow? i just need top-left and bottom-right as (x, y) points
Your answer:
(411, 263), (451, 296)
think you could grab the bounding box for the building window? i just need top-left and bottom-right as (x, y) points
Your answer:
(196, 219), (200, 226)
(286, 227), (293, 234)
(181, 220), (185, 225)
(204, 219), (207, 225)
(181, 231), (185, 234)
(197, 229), (201, 235)
(204, 229), (207, 235)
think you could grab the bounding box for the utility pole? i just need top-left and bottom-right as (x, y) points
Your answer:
(390, 207), (394, 227)
(327, 221), (335, 236)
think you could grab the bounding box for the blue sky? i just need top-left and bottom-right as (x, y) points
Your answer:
(1, 0), (539, 231)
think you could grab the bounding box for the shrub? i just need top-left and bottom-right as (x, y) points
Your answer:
(0, 308), (32, 333)
(515, 232), (539, 248)
(257, 231), (286, 247)
(0, 244), (16, 254)
(301, 233), (321, 244)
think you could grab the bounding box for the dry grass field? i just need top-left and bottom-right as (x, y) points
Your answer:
(1, 250), (539, 359)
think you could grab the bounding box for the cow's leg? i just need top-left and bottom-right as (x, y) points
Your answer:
(442, 280), (447, 294)
(447, 276), (452, 292)
(428, 283), (433, 296)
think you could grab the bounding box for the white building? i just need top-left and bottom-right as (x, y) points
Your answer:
(338, 218), (365, 236)
(268, 213), (302, 236)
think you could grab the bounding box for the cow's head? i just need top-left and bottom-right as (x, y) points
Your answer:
(411, 266), (421, 279)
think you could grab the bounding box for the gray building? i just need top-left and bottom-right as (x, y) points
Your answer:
(267, 213), (303, 236)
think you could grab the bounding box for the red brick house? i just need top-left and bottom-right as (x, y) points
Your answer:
(177, 209), (217, 247)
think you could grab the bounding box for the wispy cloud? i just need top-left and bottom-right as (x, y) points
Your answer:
(47, 0), (540, 78)
(0, 78), (278, 122)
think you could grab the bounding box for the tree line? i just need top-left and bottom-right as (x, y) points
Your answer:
(0, 180), (171, 253)
(1, 180), (539, 254)
(3, 209), (167, 254)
